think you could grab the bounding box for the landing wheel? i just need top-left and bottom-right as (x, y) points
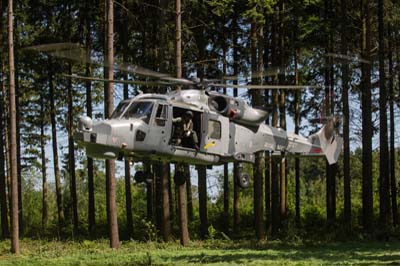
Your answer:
(174, 170), (186, 186)
(237, 172), (250, 189)
(134, 170), (146, 183)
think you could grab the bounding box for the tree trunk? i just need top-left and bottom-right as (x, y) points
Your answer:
(361, 0), (373, 233)
(0, 83), (9, 239)
(161, 163), (172, 241)
(341, 0), (351, 229)
(223, 163), (229, 231)
(378, 0), (390, 227)
(105, 0), (119, 248)
(0, 5), (9, 238)
(278, 0), (288, 224)
(232, 18), (241, 234)
(185, 165), (193, 221)
(49, 61), (65, 236)
(84, 0), (95, 238)
(294, 51), (301, 227)
(7, 0), (19, 253)
(175, 0), (189, 246)
(270, 9), (280, 236)
(271, 90), (280, 236)
(177, 163), (189, 246)
(198, 165), (208, 239)
(121, 0), (133, 238)
(67, 64), (79, 235)
(251, 21), (265, 240)
(13, 10), (22, 236)
(388, 26), (398, 226)
(40, 91), (48, 230)
(265, 152), (271, 232)
(145, 162), (152, 222)
(125, 159), (133, 237)
(154, 163), (163, 232)
(325, 0), (336, 225)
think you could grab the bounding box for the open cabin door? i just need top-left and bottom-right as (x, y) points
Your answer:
(146, 103), (171, 151)
(202, 113), (229, 155)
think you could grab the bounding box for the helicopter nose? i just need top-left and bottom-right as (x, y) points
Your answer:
(78, 116), (93, 131)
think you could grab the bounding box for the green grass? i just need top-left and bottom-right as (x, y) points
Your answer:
(0, 239), (399, 266)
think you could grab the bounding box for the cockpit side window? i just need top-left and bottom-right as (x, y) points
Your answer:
(111, 101), (130, 119)
(208, 120), (221, 139)
(155, 104), (168, 126)
(122, 101), (154, 124)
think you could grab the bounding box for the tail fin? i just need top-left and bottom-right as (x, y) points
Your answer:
(312, 117), (343, 165)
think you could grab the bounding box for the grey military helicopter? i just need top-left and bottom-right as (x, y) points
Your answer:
(74, 80), (342, 188)
(28, 43), (343, 188)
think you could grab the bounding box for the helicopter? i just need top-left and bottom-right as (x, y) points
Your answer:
(74, 82), (343, 188)
(28, 43), (343, 188)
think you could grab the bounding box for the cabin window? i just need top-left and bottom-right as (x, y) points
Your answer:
(122, 101), (154, 124)
(155, 104), (168, 126)
(111, 101), (130, 119)
(208, 120), (221, 139)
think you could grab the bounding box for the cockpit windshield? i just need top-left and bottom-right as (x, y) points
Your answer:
(122, 101), (154, 123)
(111, 101), (130, 119)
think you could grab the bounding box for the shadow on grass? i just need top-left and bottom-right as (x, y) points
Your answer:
(160, 242), (400, 265)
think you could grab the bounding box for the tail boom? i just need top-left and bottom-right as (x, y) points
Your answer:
(285, 121), (343, 165)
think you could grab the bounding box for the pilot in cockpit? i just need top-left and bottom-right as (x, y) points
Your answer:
(172, 110), (199, 150)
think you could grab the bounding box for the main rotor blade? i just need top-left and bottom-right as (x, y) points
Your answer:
(324, 53), (371, 64)
(26, 43), (196, 86)
(222, 67), (285, 81)
(62, 74), (172, 86)
(26, 43), (99, 66)
(210, 83), (319, 90)
(116, 63), (195, 85)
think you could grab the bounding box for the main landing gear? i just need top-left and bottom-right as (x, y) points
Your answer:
(236, 163), (250, 189)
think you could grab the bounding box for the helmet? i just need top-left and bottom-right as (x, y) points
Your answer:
(185, 110), (193, 118)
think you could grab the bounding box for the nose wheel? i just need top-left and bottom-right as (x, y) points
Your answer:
(134, 170), (153, 184)
(236, 164), (250, 189)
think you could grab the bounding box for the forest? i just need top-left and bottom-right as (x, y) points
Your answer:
(1, 0), (400, 261)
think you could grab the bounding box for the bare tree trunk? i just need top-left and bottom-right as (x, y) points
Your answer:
(341, 0), (351, 229)
(145, 162), (152, 222)
(154, 163), (162, 231)
(13, 10), (22, 236)
(0, 86), (9, 239)
(40, 91), (48, 230)
(270, 9), (280, 236)
(388, 26), (398, 226)
(84, 0), (95, 238)
(185, 165), (193, 221)
(176, 164), (189, 246)
(161, 163), (172, 241)
(294, 51), (301, 227)
(251, 21), (265, 240)
(198, 165), (208, 239)
(265, 152), (271, 232)
(121, 0), (133, 238)
(278, 0), (288, 224)
(223, 163), (229, 230)
(49, 61), (64, 236)
(378, 0), (390, 227)
(175, 0), (189, 246)
(0, 5), (9, 238)
(105, 0), (119, 248)
(361, 0), (373, 232)
(271, 90), (280, 236)
(67, 64), (79, 235)
(124, 159), (133, 237)
(233, 164), (241, 234)
(7, 0), (19, 253)
(325, 0), (336, 225)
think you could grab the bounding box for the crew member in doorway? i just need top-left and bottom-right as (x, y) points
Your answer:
(172, 110), (199, 150)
